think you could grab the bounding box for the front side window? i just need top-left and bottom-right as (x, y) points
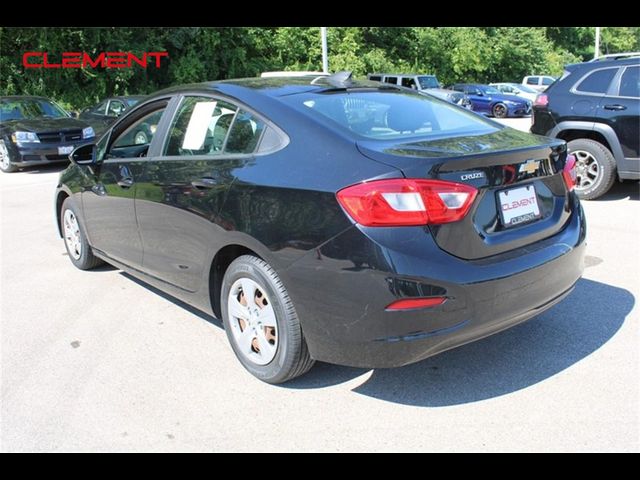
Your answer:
(112, 108), (165, 149)
(619, 66), (639, 98)
(401, 77), (417, 89)
(575, 68), (617, 94)
(542, 77), (555, 86)
(164, 97), (238, 156)
(526, 77), (539, 85)
(290, 90), (498, 140)
(91, 101), (108, 115)
(107, 100), (126, 117)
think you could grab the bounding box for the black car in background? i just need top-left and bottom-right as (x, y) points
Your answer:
(531, 54), (639, 199)
(55, 74), (585, 383)
(79, 95), (146, 136)
(0, 96), (95, 173)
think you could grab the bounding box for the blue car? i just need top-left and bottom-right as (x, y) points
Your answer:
(451, 84), (532, 118)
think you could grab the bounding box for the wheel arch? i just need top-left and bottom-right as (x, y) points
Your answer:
(55, 188), (72, 237)
(550, 121), (624, 166)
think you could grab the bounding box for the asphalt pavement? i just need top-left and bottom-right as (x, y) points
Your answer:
(1, 119), (638, 451)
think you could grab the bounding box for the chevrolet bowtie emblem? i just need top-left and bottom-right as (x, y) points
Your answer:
(519, 159), (540, 174)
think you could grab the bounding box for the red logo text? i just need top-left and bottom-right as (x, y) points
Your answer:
(23, 52), (169, 69)
(501, 197), (536, 211)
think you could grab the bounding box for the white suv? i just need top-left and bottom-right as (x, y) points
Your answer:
(522, 75), (556, 92)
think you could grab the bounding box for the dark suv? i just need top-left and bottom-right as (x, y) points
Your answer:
(531, 54), (639, 199)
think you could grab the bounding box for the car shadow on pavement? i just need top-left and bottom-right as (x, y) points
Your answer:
(20, 164), (68, 175)
(287, 278), (633, 406)
(119, 272), (223, 329)
(593, 181), (639, 201)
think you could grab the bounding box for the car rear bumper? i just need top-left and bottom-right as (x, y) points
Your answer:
(283, 199), (586, 368)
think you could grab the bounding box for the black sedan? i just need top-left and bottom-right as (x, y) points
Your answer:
(55, 73), (586, 383)
(1, 96), (95, 172)
(79, 95), (145, 136)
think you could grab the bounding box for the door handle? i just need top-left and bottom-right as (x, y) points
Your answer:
(191, 177), (216, 189)
(117, 177), (134, 188)
(604, 104), (627, 111)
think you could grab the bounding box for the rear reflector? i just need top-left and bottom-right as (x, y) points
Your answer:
(386, 297), (446, 311)
(337, 179), (478, 227)
(562, 154), (577, 191)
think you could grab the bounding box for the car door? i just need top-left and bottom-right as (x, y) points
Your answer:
(81, 99), (169, 267)
(465, 86), (491, 113)
(135, 94), (278, 292)
(598, 65), (640, 162)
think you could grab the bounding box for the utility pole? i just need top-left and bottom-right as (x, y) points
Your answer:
(594, 27), (601, 59)
(321, 27), (329, 73)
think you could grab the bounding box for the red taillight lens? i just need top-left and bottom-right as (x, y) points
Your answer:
(337, 179), (478, 227)
(534, 94), (548, 107)
(385, 297), (446, 311)
(562, 154), (577, 191)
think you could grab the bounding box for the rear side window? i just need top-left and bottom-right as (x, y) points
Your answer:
(292, 90), (498, 140)
(541, 77), (555, 86)
(164, 96), (237, 156)
(384, 76), (398, 85)
(368, 75), (382, 82)
(575, 68), (617, 94)
(225, 110), (267, 154)
(619, 66), (639, 98)
(526, 77), (539, 85)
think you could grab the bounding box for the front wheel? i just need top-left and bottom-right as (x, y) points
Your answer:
(60, 198), (104, 270)
(492, 103), (508, 118)
(0, 140), (18, 173)
(567, 138), (617, 200)
(221, 255), (314, 384)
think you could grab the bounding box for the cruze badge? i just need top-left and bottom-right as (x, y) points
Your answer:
(519, 159), (540, 174)
(460, 172), (485, 181)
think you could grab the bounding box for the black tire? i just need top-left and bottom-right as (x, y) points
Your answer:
(492, 102), (508, 118)
(221, 255), (314, 384)
(0, 139), (18, 173)
(60, 198), (104, 270)
(567, 138), (617, 200)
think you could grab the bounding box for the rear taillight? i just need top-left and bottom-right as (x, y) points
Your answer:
(336, 179), (477, 227)
(562, 154), (577, 191)
(534, 94), (548, 107)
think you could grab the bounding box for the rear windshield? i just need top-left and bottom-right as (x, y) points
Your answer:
(286, 90), (498, 140)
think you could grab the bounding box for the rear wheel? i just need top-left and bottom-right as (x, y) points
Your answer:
(0, 140), (18, 173)
(61, 198), (104, 270)
(568, 138), (617, 200)
(492, 103), (508, 118)
(221, 255), (314, 384)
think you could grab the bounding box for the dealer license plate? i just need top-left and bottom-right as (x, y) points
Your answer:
(58, 145), (74, 155)
(497, 185), (541, 227)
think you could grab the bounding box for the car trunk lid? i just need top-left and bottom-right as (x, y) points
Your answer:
(357, 128), (573, 260)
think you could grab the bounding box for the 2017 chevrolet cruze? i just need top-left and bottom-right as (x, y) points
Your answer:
(55, 73), (586, 383)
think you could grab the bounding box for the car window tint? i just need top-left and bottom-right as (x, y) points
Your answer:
(526, 77), (538, 85)
(619, 66), (639, 98)
(576, 68), (617, 94)
(164, 97), (238, 156)
(93, 101), (108, 115)
(542, 77), (554, 85)
(401, 77), (417, 89)
(368, 75), (382, 81)
(226, 110), (266, 154)
(384, 77), (398, 85)
(295, 90), (498, 140)
(112, 108), (165, 149)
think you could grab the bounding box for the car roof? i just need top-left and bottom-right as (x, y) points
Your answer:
(566, 56), (639, 71)
(0, 95), (54, 102)
(149, 75), (393, 102)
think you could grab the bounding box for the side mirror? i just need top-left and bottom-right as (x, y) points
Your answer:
(70, 143), (97, 165)
(476, 91), (484, 96)
(69, 111), (78, 118)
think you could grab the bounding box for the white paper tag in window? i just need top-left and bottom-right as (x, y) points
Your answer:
(182, 101), (217, 150)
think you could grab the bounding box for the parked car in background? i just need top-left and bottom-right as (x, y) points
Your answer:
(79, 95), (145, 136)
(55, 72), (584, 384)
(0, 96), (94, 173)
(522, 75), (557, 92)
(450, 84), (532, 117)
(531, 54), (639, 199)
(367, 73), (471, 108)
(490, 82), (539, 102)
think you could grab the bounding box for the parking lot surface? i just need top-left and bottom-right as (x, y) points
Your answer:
(1, 121), (638, 451)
